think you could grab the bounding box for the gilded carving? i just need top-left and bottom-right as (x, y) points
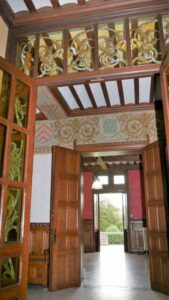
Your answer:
(99, 29), (127, 68)
(68, 29), (93, 72)
(131, 19), (161, 65)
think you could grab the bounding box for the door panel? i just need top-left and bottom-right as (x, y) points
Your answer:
(160, 52), (169, 160)
(0, 57), (36, 300)
(49, 146), (81, 291)
(143, 141), (169, 295)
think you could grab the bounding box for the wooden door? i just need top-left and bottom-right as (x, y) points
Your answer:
(160, 52), (169, 160)
(0, 57), (36, 299)
(143, 141), (169, 295)
(49, 146), (81, 290)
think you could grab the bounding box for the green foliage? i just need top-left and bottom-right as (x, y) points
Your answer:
(106, 224), (119, 232)
(108, 233), (124, 244)
(100, 200), (123, 232)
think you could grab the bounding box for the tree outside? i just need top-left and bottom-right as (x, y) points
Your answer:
(99, 194), (124, 244)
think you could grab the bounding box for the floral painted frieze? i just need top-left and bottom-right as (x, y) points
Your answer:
(34, 110), (158, 150)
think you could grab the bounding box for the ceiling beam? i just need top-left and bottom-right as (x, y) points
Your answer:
(117, 80), (125, 106)
(49, 87), (70, 115)
(0, 0), (14, 25)
(75, 140), (148, 152)
(78, 0), (86, 5)
(36, 64), (161, 87)
(23, 0), (36, 13)
(82, 164), (142, 172)
(150, 76), (155, 103)
(36, 111), (48, 120)
(134, 77), (139, 105)
(69, 103), (154, 117)
(85, 83), (97, 108)
(69, 86), (85, 110)
(101, 82), (111, 107)
(50, 0), (60, 8)
(9, 0), (169, 30)
(82, 154), (141, 163)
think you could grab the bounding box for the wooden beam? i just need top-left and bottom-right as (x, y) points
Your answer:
(82, 154), (141, 163)
(85, 25), (95, 69)
(50, 0), (60, 8)
(94, 24), (99, 69)
(0, 0), (14, 26)
(78, 0), (86, 5)
(69, 86), (85, 110)
(150, 76), (155, 103)
(49, 87), (70, 115)
(134, 77), (139, 105)
(85, 83), (97, 108)
(101, 82), (111, 107)
(36, 64), (161, 87)
(69, 103), (154, 117)
(82, 163), (142, 172)
(5, 1), (169, 30)
(158, 14), (165, 57)
(36, 112), (48, 120)
(75, 140), (148, 152)
(125, 18), (132, 67)
(117, 80), (125, 106)
(23, 0), (36, 13)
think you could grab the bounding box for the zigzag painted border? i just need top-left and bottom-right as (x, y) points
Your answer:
(34, 147), (52, 154)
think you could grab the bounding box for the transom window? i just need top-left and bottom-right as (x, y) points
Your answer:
(113, 175), (125, 185)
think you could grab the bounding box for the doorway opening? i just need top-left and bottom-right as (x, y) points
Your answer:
(93, 192), (128, 253)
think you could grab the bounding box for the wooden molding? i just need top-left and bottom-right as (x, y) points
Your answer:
(3, 0), (168, 31)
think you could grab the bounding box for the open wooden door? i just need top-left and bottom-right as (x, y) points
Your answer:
(49, 146), (81, 290)
(143, 141), (169, 295)
(0, 57), (36, 299)
(160, 52), (169, 160)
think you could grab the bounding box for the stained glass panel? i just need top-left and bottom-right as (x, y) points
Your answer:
(9, 130), (25, 181)
(4, 188), (22, 243)
(67, 26), (94, 73)
(15, 35), (36, 77)
(38, 32), (64, 77)
(0, 68), (11, 118)
(162, 15), (169, 51)
(130, 17), (162, 65)
(0, 257), (19, 287)
(14, 80), (29, 128)
(0, 125), (6, 176)
(98, 22), (127, 69)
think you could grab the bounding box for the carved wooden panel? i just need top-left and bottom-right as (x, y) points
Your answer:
(29, 223), (49, 259)
(83, 220), (94, 252)
(129, 220), (144, 252)
(28, 261), (48, 287)
(28, 223), (49, 287)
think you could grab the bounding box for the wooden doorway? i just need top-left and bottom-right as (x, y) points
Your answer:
(0, 57), (36, 300)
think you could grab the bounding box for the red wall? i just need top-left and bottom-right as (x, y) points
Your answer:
(83, 172), (93, 220)
(83, 169), (145, 220)
(128, 169), (145, 219)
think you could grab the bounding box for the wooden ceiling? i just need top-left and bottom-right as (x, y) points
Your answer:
(48, 75), (155, 117)
(0, 0), (168, 29)
(81, 152), (142, 171)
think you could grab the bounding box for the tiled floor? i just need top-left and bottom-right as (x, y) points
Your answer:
(27, 245), (169, 300)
